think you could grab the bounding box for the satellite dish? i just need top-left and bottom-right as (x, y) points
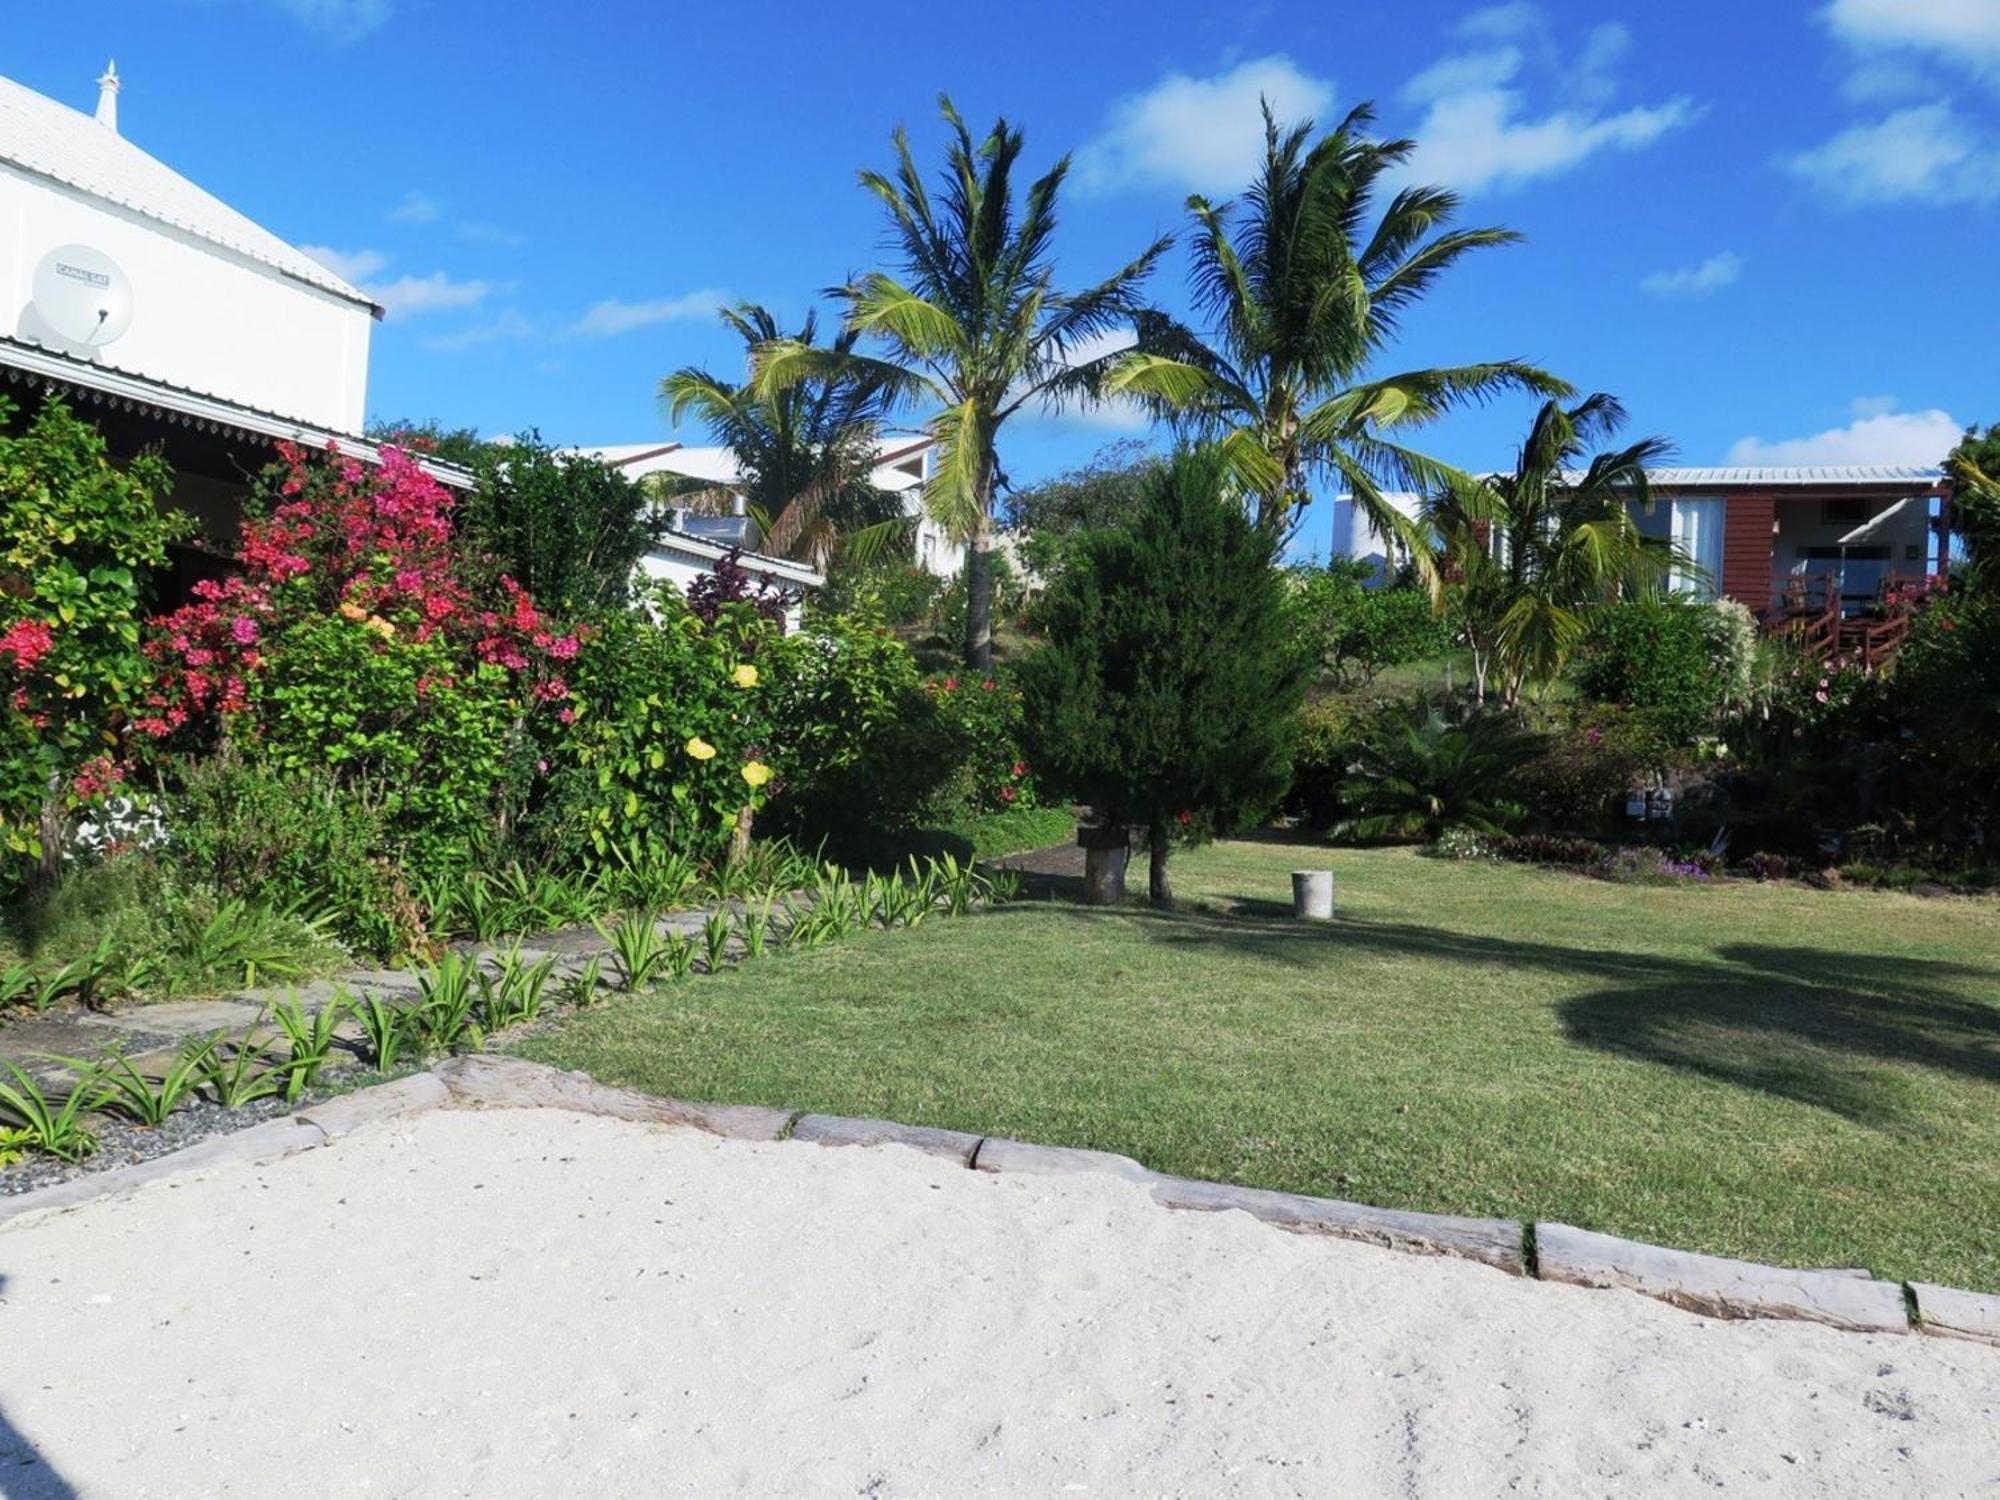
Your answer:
(31, 245), (134, 349)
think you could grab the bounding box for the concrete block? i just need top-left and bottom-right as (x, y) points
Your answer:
(1534, 1222), (1910, 1334)
(1908, 1281), (2000, 1347)
(790, 1113), (982, 1166)
(297, 1073), (450, 1139)
(1154, 1174), (1524, 1274)
(972, 1136), (1153, 1184)
(432, 1054), (793, 1141)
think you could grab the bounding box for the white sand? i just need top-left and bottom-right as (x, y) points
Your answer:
(1, 1109), (1995, 1498)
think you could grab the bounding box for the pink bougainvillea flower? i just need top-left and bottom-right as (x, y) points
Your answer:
(229, 615), (260, 645)
(0, 618), (55, 671)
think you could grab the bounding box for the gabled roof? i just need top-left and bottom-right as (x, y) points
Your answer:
(579, 436), (935, 495)
(0, 333), (472, 488)
(0, 71), (379, 315)
(650, 528), (825, 591)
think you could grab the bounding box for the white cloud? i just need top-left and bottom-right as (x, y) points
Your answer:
(458, 221), (525, 248)
(1784, 102), (2000, 204)
(1026, 330), (1151, 433)
(1824, 0), (2000, 80)
(1456, 2), (1543, 41)
(567, 291), (725, 338)
(1395, 15), (1696, 194)
(371, 272), (494, 318)
(1403, 87), (1696, 193)
(421, 310), (538, 353)
(1848, 394), (1900, 419)
(1726, 405), (1962, 467)
(1841, 56), (1940, 103)
(1075, 56), (1336, 196)
(301, 245), (389, 284)
(300, 246), (492, 318)
(389, 189), (442, 224)
(259, 0), (389, 40)
(1402, 48), (1523, 106)
(1640, 250), (1741, 298)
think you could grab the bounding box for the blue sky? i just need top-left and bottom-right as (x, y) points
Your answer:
(8, 0), (1999, 555)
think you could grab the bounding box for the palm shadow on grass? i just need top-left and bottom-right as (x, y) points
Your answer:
(977, 901), (2000, 1129)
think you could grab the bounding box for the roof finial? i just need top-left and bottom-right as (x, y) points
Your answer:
(95, 60), (120, 134)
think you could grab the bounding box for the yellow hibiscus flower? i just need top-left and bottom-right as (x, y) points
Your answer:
(685, 736), (717, 761)
(731, 663), (760, 689)
(740, 760), (773, 789)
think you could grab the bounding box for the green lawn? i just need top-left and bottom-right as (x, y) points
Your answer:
(518, 840), (2000, 1291)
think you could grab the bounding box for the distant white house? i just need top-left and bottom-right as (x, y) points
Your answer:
(577, 434), (966, 614)
(0, 63), (465, 598)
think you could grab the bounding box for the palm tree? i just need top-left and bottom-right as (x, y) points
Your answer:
(1334, 700), (1543, 842)
(1104, 102), (1570, 550)
(659, 304), (903, 570)
(1427, 394), (1672, 705)
(755, 97), (1170, 668)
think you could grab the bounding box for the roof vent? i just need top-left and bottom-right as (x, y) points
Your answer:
(95, 60), (120, 134)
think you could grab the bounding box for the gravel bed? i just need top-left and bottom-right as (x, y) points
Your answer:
(0, 1067), (365, 1197)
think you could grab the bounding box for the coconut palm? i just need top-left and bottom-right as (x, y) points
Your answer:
(1427, 394), (1673, 704)
(659, 304), (903, 569)
(755, 97), (1170, 668)
(1104, 103), (1570, 549)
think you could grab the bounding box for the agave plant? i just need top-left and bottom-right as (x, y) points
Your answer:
(0, 1058), (101, 1162)
(596, 911), (670, 992)
(270, 989), (348, 1101)
(194, 1033), (283, 1110)
(1334, 700), (1544, 843)
(58, 1041), (213, 1128)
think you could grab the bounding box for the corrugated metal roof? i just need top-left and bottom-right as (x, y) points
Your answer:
(0, 333), (473, 487)
(579, 437), (934, 493)
(1569, 465), (1946, 488)
(0, 71), (376, 312)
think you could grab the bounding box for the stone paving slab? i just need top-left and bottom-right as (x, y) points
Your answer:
(297, 1073), (450, 1140)
(1909, 1282), (2000, 1347)
(432, 1054), (795, 1141)
(972, 1136), (1155, 1183)
(1153, 1174), (1525, 1275)
(1535, 1221), (1911, 1333)
(78, 999), (265, 1038)
(791, 1113), (983, 1166)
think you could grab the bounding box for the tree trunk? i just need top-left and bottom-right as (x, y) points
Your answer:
(1081, 824), (1129, 906)
(1147, 818), (1172, 908)
(728, 803), (754, 868)
(964, 518), (995, 670)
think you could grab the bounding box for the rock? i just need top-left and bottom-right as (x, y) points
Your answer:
(1908, 1281), (2000, 1347)
(1534, 1222), (1911, 1333)
(0, 1119), (327, 1230)
(1154, 1174), (1524, 1274)
(972, 1136), (1153, 1183)
(78, 999), (264, 1038)
(790, 1114), (982, 1166)
(432, 1054), (794, 1141)
(297, 1073), (450, 1140)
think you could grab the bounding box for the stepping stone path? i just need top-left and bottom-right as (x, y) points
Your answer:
(0, 899), (766, 1088)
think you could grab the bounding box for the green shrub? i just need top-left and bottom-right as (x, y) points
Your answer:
(1574, 597), (1731, 740)
(1285, 698), (1357, 829)
(1512, 705), (1674, 834)
(1287, 562), (1455, 690)
(0, 397), (190, 875)
(1334, 699), (1543, 842)
(533, 591), (778, 866)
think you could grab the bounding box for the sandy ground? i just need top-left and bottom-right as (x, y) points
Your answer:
(1, 1110), (1996, 1499)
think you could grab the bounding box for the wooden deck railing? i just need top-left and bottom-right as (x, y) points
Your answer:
(1758, 571), (1939, 669)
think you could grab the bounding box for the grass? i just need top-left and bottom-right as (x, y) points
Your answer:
(516, 838), (2000, 1292)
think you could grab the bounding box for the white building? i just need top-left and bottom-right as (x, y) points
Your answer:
(0, 63), (468, 598)
(581, 434), (966, 586)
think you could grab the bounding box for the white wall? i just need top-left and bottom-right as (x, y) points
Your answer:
(639, 548), (810, 632)
(0, 164), (371, 431)
(1326, 492), (1423, 579)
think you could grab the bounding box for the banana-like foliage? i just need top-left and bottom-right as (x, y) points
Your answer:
(659, 304), (907, 570)
(1100, 103), (1569, 551)
(753, 96), (1170, 666)
(1426, 394), (1676, 704)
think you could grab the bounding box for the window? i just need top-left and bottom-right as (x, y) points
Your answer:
(1670, 497), (1724, 599)
(1822, 497), (1868, 527)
